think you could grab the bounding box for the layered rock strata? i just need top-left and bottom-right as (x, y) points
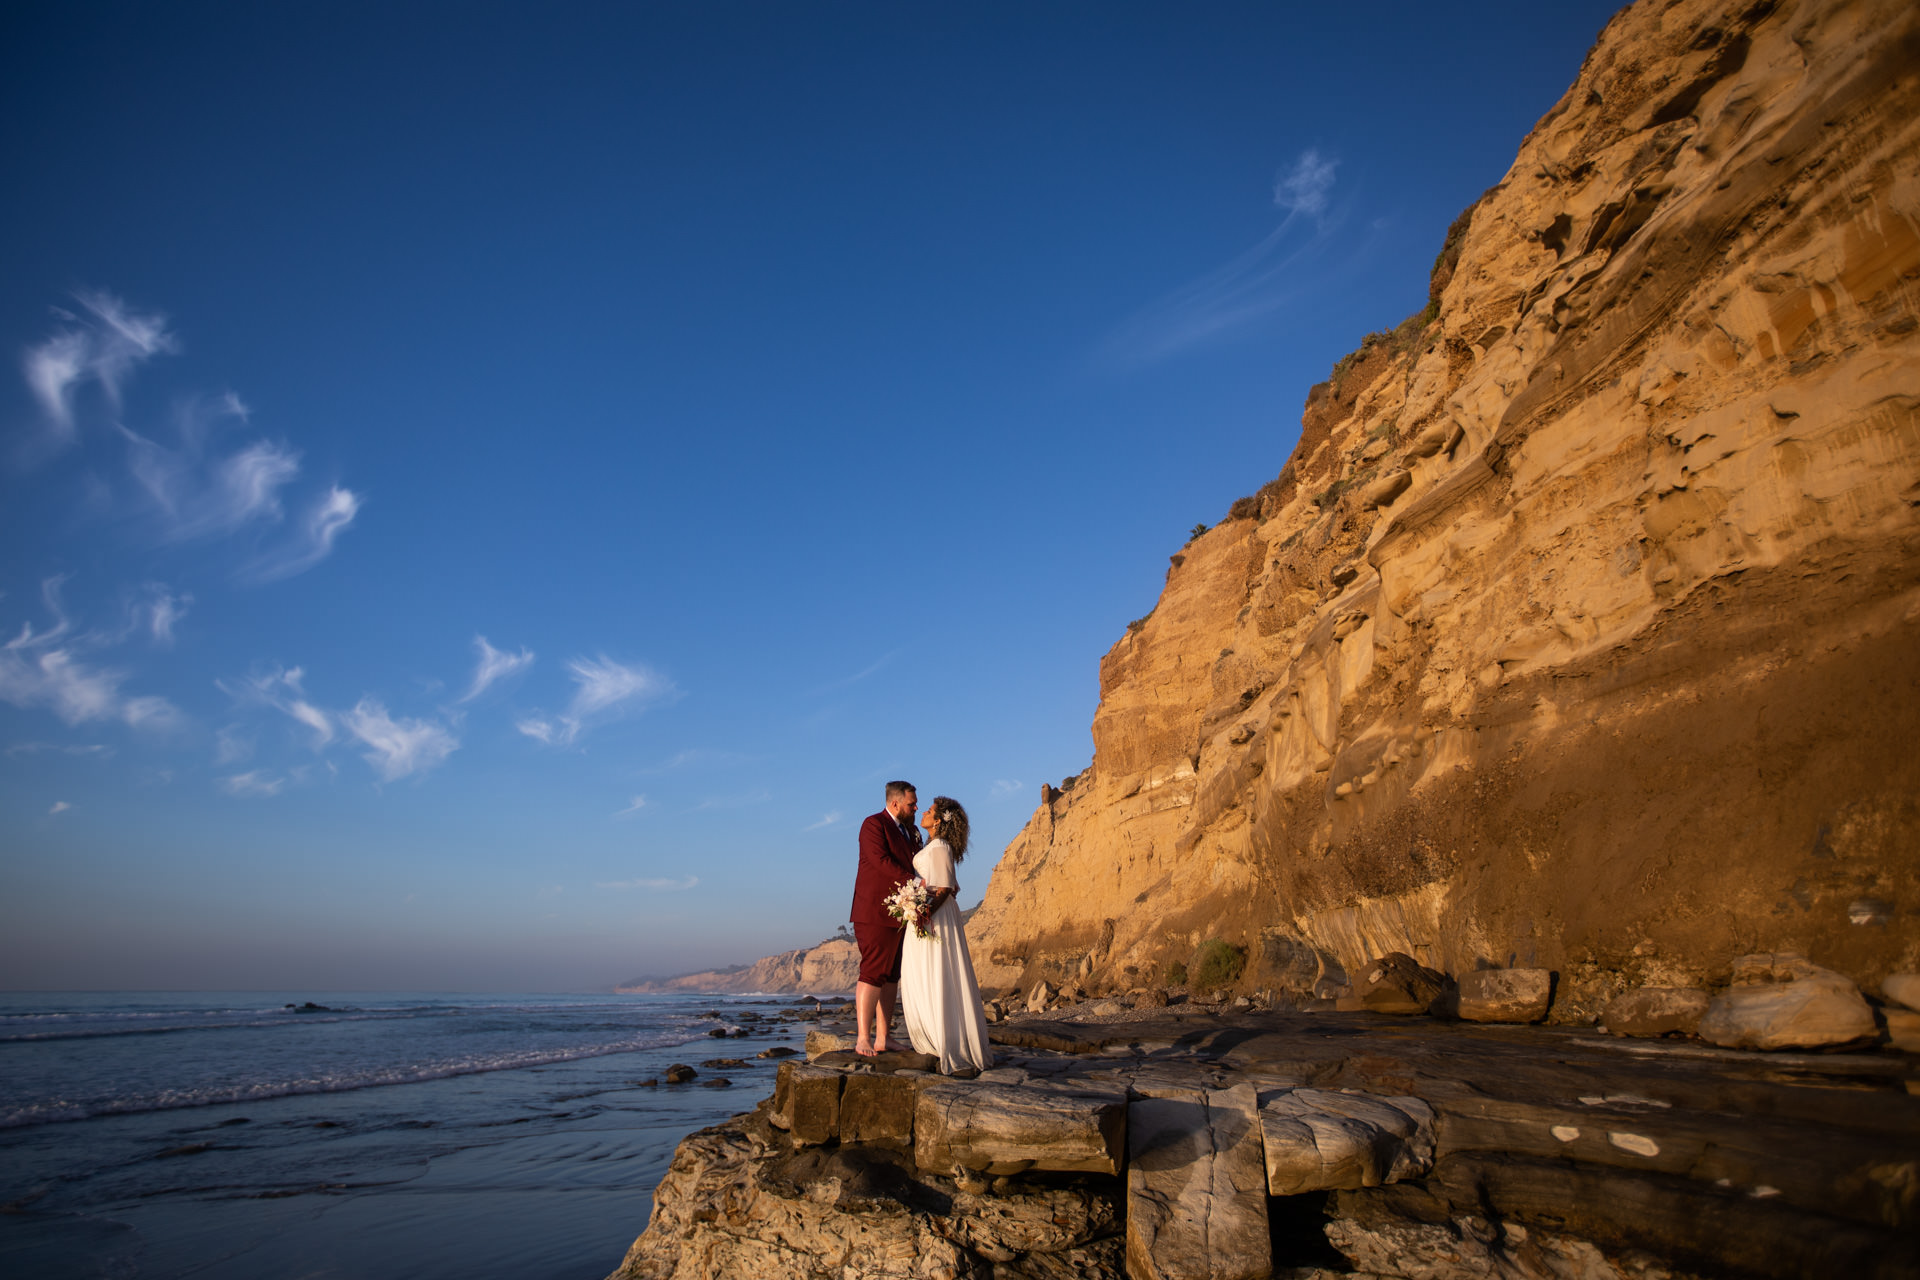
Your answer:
(966, 0), (1920, 1015)
(607, 1006), (1919, 1279)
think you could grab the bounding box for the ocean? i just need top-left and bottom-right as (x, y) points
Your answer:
(0, 990), (814, 1280)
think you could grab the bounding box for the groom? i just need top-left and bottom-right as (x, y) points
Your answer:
(850, 780), (920, 1056)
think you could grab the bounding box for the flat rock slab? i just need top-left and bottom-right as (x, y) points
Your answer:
(812, 1048), (938, 1074)
(1260, 1088), (1434, 1194)
(1125, 1083), (1271, 1280)
(916, 1078), (1127, 1176)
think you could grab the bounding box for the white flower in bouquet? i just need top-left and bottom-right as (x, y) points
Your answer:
(884, 880), (934, 938)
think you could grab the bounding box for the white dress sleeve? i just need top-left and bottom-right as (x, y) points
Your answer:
(921, 840), (958, 890)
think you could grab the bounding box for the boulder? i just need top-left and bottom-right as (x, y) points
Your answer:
(1260, 1088), (1435, 1194)
(663, 1064), (697, 1084)
(768, 1062), (843, 1145)
(1456, 968), (1553, 1023)
(804, 1028), (852, 1059)
(756, 1045), (798, 1059)
(1028, 980), (1058, 1013)
(915, 1078), (1127, 1176)
(1125, 1084), (1271, 1280)
(1359, 952), (1450, 1015)
(1602, 987), (1710, 1038)
(839, 1071), (917, 1149)
(1697, 953), (1877, 1051)
(1135, 987), (1169, 1008)
(1883, 973), (1920, 1014)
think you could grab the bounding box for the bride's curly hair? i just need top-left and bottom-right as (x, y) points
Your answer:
(928, 796), (970, 860)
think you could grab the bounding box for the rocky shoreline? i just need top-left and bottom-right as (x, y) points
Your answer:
(606, 981), (1920, 1279)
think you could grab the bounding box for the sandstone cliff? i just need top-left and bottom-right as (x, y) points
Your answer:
(968, 0), (1920, 1018)
(618, 937), (861, 995)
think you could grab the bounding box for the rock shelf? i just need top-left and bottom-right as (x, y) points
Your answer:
(606, 1005), (1920, 1279)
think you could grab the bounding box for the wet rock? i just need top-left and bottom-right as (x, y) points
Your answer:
(700, 1058), (747, 1069)
(1359, 952), (1450, 1015)
(663, 1064), (697, 1084)
(705, 1027), (728, 1038)
(915, 1078), (1128, 1176)
(699, 1077), (732, 1089)
(755, 1045), (797, 1059)
(1697, 953), (1877, 1051)
(1125, 1083), (1270, 1280)
(1602, 986), (1709, 1038)
(1260, 1088), (1435, 1194)
(1455, 968), (1553, 1023)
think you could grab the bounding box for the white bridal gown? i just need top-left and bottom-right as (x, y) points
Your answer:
(900, 838), (994, 1074)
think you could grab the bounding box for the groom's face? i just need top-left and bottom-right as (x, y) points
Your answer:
(891, 791), (917, 820)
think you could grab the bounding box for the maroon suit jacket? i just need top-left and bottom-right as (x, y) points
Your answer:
(849, 809), (922, 925)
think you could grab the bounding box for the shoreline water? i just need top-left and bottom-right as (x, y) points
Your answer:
(0, 990), (821, 1280)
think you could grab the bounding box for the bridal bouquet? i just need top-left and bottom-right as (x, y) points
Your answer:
(884, 880), (934, 939)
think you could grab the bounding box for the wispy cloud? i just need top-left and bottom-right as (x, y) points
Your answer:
(1101, 147), (1342, 366)
(461, 635), (534, 703)
(989, 778), (1026, 800)
(0, 581), (182, 731)
(22, 291), (177, 439)
(213, 725), (253, 765)
(237, 486), (362, 585)
(638, 747), (751, 774)
(19, 295), (362, 583)
(124, 409), (300, 543)
(1273, 148), (1338, 217)
(342, 698), (459, 782)
(613, 795), (648, 819)
(139, 585), (190, 646)
(47, 800), (71, 816)
(219, 770), (285, 797)
(596, 875), (699, 891)
(6, 742), (113, 758)
(805, 811), (842, 831)
(218, 665), (333, 748)
(811, 649), (899, 694)
(518, 654), (671, 747)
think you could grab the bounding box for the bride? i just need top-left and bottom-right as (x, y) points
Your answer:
(900, 796), (993, 1074)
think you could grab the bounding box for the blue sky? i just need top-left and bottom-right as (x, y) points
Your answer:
(1, 2), (1618, 991)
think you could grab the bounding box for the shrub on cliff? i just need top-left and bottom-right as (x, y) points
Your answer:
(1192, 940), (1247, 992)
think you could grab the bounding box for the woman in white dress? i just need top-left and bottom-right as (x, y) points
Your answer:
(900, 796), (993, 1074)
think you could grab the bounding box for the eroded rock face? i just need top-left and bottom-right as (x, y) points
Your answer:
(607, 1110), (1127, 1280)
(618, 937), (861, 995)
(968, 0), (1920, 1014)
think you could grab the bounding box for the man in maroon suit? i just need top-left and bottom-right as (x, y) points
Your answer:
(849, 780), (920, 1055)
